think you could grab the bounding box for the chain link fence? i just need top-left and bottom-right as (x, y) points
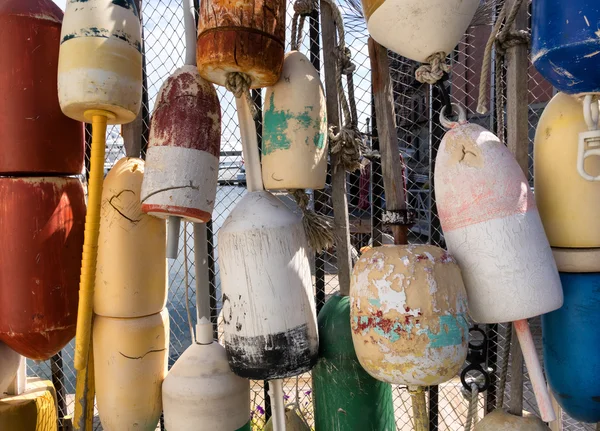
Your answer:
(27, 0), (596, 429)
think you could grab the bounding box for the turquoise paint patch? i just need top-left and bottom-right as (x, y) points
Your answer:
(112, 0), (139, 17)
(423, 314), (468, 348)
(368, 298), (382, 308)
(61, 27), (141, 53)
(263, 93), (325, 155)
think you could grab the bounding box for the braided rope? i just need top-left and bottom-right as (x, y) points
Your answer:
(415, 51), (451, 85)
(289, 189), (335, 252)
(464, 382), (480, 431)
(225, 72), (258, 119)
(291, 0), (317, 51)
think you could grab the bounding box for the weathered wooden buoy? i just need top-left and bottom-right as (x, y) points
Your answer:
(94, 309), (169, 431)
(261, 51), (328, 190)
(0, 0), (84, 175)
(0, 342), (21, 397)
(141, 66), (220, 225)
(312, 295), (396, 430)
(532, 0), (600, 95)
(474, 410), (550, 431)
(196, 0), (286, 88)
(434, 109), (562, 421)
(350, 245), (469, 386)
(535, 92), (600, 248)
(360, 0), (479, 63)
(218, 191), (318, 379)
(58, 0), (142, 124)
(0, 378), (58, 431)
(0, 177), (85, 360)
(542, 271), (600, 423)
(162, 320), (251, 431)
(95, 158), (167, 318)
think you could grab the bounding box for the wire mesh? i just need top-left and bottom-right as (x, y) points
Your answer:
(26, 0), (596, 429)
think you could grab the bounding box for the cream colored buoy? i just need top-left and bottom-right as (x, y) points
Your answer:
(218, 191), (318, 379)
(162, 320), (250, 431)
(535, 92), (600, 248)
(94, 309), (169, 431)
(94, 158), (167, 318)
(58, 0), (142, 124)
(141, 66), (221, 223)
(350, 245), (469, 386)
(474, 410), (550, 431)
(261, 51), (327, 190)
(360, 0), (479, 63)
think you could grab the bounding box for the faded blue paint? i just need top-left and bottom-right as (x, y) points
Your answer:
(368, 298), (382, 308)
(61, 27), (141, 53)
(420, 314), (468, 348)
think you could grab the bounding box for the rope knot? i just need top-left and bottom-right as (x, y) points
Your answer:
(293, 0), (316, 16)
(225, 72), (257, 119)
(289, 189), (334, 253)
(415, 51), (450, 85)
(495, 29), (530, 55)
(329, 125), (364, 173)
(338, 47), (355, 75)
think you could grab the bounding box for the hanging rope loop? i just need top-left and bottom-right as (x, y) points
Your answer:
(464, 382), (480, 431)
(289, 189), (335, 252)
(291, 0), (317, 51)
(225, 72), (258, 119)
(415, 51), (451, 85)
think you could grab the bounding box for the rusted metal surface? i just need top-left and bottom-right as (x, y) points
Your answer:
(196, 0), (286, 88)
(0, 0), (84, 175)
(0, 177), (85, 360)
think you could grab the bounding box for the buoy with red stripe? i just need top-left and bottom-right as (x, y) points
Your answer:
(434, 104), (562, 421)
(0, 0), (84, 175)
(261, 51), (328, 190)
(360, 0), (479, 63)
(0, 177), (85, 360)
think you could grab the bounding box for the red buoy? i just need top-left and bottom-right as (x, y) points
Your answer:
(0, 0), (84, 175)
(0, 177), (85, 360)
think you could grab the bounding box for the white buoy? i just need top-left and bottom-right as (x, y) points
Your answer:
(0, 342), (22, 397)
(474, 409), (551, 430)
(95, 158), (167, 318)
(261, 51), (327, 190)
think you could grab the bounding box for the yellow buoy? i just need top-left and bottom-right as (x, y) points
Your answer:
(0, 378), (58, 431)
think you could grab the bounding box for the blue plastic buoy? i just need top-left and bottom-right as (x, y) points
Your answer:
(532, 0), (600, 94)
(542, 272), (600, 423)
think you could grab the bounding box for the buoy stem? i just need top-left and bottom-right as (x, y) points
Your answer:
(408, 386), (429, 431)
(236, 95), (264, 192)
(268, 379), (287, 431)
(183, 0), (197, 66)
(513, 319), (556, 422)
(194, 223), (212, 329)
(167, 216), (181, 259)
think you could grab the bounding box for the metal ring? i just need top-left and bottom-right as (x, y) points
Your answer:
(583, 94), (599, 131)
(468, 326), (487, 350)
(440, 103), (468, 129)
(460, 363), (491, 393)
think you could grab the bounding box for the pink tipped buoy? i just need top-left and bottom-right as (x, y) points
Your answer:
(434, 104), (563, 422)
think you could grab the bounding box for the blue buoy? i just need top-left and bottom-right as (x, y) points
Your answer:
(532, 0), (600, 94)
(542, 272), (600, 423)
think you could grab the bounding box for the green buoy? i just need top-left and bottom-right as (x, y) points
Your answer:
(312, 295), (396, 430)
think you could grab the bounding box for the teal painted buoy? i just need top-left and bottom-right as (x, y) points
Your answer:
(312, 295), (396, 431)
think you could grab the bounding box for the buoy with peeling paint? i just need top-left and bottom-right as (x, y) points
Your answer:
(95, 158), (167, 318)
(474, 409), (550, 430)
(0, 0), (84, 175)
(58, 0), (142, 124)
(0, 177), (85, 360)
(261, 51), (328, 190)
(360, 0), (479, 63)
(350, 244), (469, 386)
(434, 105), (562, 421)
(535, 92), (600, 250)
(542, 271), (600, 423)
(196, 0), (286, 88)
(218, 191), (318, 380)
(141, 66), (221, 227)
(94, 309), (169, 431)
(532, 0), (600, 95)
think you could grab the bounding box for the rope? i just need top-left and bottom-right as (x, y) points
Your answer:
(497, 323), (513, 409)
(415, 52), (451, 85)
(183, 222), (195, 344)
(322, 0), (365, 173)
(225, 72), (258, 119)
(289, 189), (335, 252)
(291, 0), (317, 51)
(464, 382), (480, 431)
(477, 0), (529, 114)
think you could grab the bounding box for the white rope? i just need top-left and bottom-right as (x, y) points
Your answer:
(465, 382), (480, 431)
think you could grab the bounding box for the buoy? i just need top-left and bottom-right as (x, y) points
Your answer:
(261, 51), (328, 190)
(95, 158), (167, 318)
(532, 0), (600, 95)
(350, 244), (469, 386)
(434, 107), (562, 421)
(0, 378), (58, 431)
(0, 177), (85, 360)
(94, 309), (169, 431)
(473, 409), (550, 430)
(542, 271), (600, 423)
(196, 0), (286, 88)
(534, 92), (600, 248)
(0, 342), (21, 397)
(552, 248), (600, 273)
(264, 407), (310, 431)
(218, 191), (319, 379)
(58, 0), (142, 124)
(0, 0), (84, 175)
(312, 295), (396, 430)
(360, 0), (479, 63)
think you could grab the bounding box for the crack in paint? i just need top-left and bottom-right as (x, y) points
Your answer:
(119, 348), (166, 360)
